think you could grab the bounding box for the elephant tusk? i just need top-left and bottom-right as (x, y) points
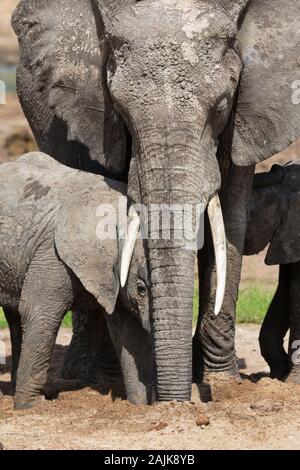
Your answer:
(120, 206), (140, 287)
(207, 193), (227, 316)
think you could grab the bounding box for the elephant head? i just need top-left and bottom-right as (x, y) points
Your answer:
(52, 179), (149, 328)
(12, 0), (300, 401)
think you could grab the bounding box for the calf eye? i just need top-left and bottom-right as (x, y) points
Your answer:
(137, 281), (147, 296)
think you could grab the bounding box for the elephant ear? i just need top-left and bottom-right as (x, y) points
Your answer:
(54, 194), (120, 315)
(12, 0), (127, 174)
(232, 0), (300, 166)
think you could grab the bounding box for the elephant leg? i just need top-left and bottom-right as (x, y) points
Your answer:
(193, 164), (255, 382)
(62, 309), (121, 383)
(62, 309), (94, 381)
(286, 262), (300, 384)
(106, 302), (154, 405)
(3, 308), (22, 394)
(259, 264), (290, 380)
(14, 253), (72, 409)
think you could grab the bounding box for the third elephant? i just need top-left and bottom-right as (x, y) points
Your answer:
(245, 162), (300, 385)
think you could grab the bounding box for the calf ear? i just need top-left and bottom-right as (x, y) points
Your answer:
(54, 196), (120, 315)
(266, 196), (300, 265)
(12, 0), (127, 174)
(232, 0), (300, 166)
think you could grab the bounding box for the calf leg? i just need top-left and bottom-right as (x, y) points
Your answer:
(259, 264), (290, 379)
(62, 309), (95, 381)
(3, 308), (22, 393)
(62, 309), (121, 383)
(286, 262), (300, 384)
(14, 249), (73, 409)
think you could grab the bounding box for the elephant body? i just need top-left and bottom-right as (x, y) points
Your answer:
(0, 152), (152, 409)
(245, 162), (300, 383)
(12, 0), (300, 401)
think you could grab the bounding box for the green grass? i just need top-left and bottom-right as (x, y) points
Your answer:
(0, 67), (17, 94)
(0, 284), (275, 329)
(0, 308), (6, 329)
(236, 284), (276, 324)
(193, 283), (276, 325)
(62, 312), (73, 327)
(0, 308), (72, 329)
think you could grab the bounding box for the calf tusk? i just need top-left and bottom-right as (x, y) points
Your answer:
(207, 193), (227, 315)
(120, 206), (140, 287)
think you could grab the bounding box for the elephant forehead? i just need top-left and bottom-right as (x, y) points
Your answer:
(114, 1), (235, 43)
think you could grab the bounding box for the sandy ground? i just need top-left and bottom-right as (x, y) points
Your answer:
(0, 0), (19, 66)
(1, 326), (300, 450)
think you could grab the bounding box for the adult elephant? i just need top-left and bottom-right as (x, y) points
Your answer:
(12, 0), (300, 402)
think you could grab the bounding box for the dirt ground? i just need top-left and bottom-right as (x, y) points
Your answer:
(1, 326), (300, 450)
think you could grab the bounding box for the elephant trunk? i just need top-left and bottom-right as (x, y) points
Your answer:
(128, 124), (223, 401)
(149, 241), (195, 400)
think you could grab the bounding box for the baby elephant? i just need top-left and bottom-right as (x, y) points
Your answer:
(0, 152), (152, 408)
(244, 161), (300, 384)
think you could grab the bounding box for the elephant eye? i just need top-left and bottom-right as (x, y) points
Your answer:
(137, 280), (147, 296)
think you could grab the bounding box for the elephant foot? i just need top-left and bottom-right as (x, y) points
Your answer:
(10, 379), (17, 396)
(125, 382), (156, 405)
(193, 366), (241, 402)
(64, 333), (124, 398)
(89, 368), (124, 392)
(199, 366), (241, 385)
(14, 394), (43, 410)
(62, 352), (90, 381)
(285, 366), (300, 385)
(193, 371), (243, 403)
(62, 349), (122, 386)
(202, 370), (242, 386)
(269, 361), (289, 381)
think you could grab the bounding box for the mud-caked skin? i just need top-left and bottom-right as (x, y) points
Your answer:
(244, 162), (300, 384)
(12, 0), (300, 401)
(0, 152), (153, 409)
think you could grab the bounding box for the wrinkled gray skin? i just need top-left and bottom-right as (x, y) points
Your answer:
(245, 162), (300, 384)
(12, 0), (300, 401)
(0, 152), (152, 409)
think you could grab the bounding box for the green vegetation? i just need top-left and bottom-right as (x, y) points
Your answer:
(0, 308), (72, 329)
(62, 312), (73, 328)
(193, 283), (276, 325)
(236, 284), (276, 324)
(0, 309), (6, 329)
(0, 66), (17, 94)
(0, 284), (276, 329)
